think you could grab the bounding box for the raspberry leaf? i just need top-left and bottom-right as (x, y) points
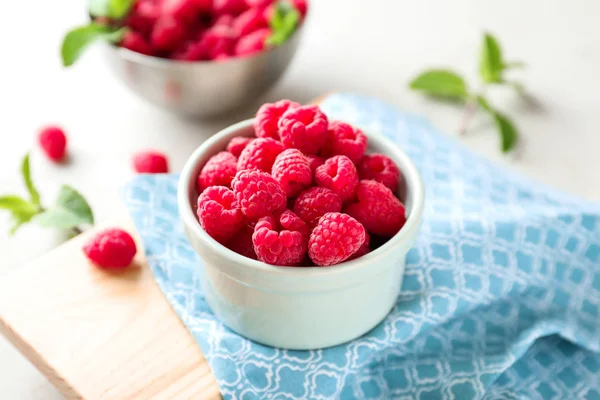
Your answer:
(21, 153), (41, 206)
(33, 185), (95, 229)
(266, 0), (300, 47)
(0, 195), (40, 235)
(409, 70), (469, 101)
(61, 23), (125, 67)
(493, 112), (519, 153)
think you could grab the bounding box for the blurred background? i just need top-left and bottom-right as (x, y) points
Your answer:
(1, 0), (599, 398)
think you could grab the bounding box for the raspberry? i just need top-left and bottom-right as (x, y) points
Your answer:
(245, 0), (273, 7)
(291, 0), (307, 17)
(349, 232), (370, 260)
(225, 224), (257, 259)
(214, 14), (235, 27)
(308, 213), (366, 266)
(233, 7), (267, 36)
(321, 121), (367, 163)
(254, 100), (300, 140)
(306, 155), (325, 173)
(151, 15), (187, 52)
(121, 31), (153, 55)
(213, 0), (247, 15)
(357, 153), (402, 192)
(271, 149), (312, 197)
(172, 39), (205, 60)
(196, 25), (237, 59)
(38, 126), (67, 162)
(234, 28), (271, 56)
(214, 52), (232, 61)
(314, 155), (358, 202)
(226, 136), (254, 157)
(231, 169), (286, 219)
(237, 137), (283, 172)
(343, 180), (407, 237)
(197, 186), (245, 242)
(278, 105), (329, 155)
(252, 211), (307, 266)
(83, 228), (137, 269)
(293, 187), (342, 227)
(197, 151), (237, 191)
(133, 150), (169, 173)
(126, 0), (160, 37)
(278, 208), (309, 238)
(162, 0), (211, 25)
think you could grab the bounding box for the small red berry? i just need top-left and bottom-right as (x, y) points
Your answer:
(252, 211), (307, 266)
(308, 213), (366, 266)
(254, 99), (300, 140)
(226, 136), (254, 158)
(162, 0), (211, 25)
(314, 155), (359, 203)
(121, 31), (153, 55)
(306, 155), (325, 173)
(133, 150), (169, 173)
(271, 149), (312, 197)
(234, 28), (271, 56)
(349, 232), (370, 260)
(83, 228), (137, 269)
(357, 153), (402, 192)
(233, 8), (267, 37)
(225, 224), (257, 259)
(291, 0), (307, 18)
(212, 0), (247, 16)
(321, 120), (368, 163)
(197, 186), (245, 243)
(213, 14), (235, 27)
(293, 187), (342, 227)
(237, 137), (284, 172)
(278, 105), (329, 155)
(197, 151), (238, 191)
(126, 0), (160, 37)
(245, 0), (273, 7)
(196, 25), (237, 59)
(232, 169), (286, 219)
(151, 15), (187, 53)
(38, 126), (67, 162)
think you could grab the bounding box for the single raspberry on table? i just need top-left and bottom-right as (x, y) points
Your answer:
(162, 0), (211, 25)
(237, 137), (284, 172)
(197, 186), (245, 243)
(357, 153), (402, 192)
(121, 31), (154, 55)
(226, 136), (254, 157)
(197, 151), (237, 191)
(133, 150), (169, 173)
(231, 169), (286, 219)
(38, 126), (67, 162)
(254, 100), (300, 140)
(343, 180), (406, 237)
(233, 7), (267, 36)
(83, 228), (137, 269)
(212, 0), (247, 15)
(278, 105), (329, 155)
(314, 155), (358, 202)
(292, 187), (342, 227)
(225, 224), (257, 259)
(271, 149), (312, 197)
(321, 121), (367, 163)
(308, 212), (366, 266)
(253, 211), (307, 266)
(306, 155), (325, 173)
(349, 232), (370, 260)
(151, 15), (188, 53)
(234, 28), (271, 56)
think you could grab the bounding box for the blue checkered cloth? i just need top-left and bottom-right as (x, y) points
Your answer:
(123, 94), (600, 399)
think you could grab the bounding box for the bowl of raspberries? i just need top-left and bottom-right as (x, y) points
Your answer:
(178, 100), (425, 349)
(91, 0), (307, 117)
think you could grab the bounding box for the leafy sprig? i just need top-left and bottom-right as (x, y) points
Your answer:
(0, 154), (94, 236)
(409, 32), (525, 153)
(266, 1), (301, 47)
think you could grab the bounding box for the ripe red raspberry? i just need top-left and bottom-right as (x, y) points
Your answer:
(232, 169), (286, 219)
(197, 151), (237, 191)
(121, 31), (153, 55)
(151, 15), (187, 52)
(253, 211), (307, 265)
(254, 100), (300, 140)
(214, 14), (235, 27)
(357, 153), (402, 192)
(83, 228), (137, 269)
(133, 150), (169, 173)
(293, 187), (342, 227)
(271, 149), (312, 197)
(343, 180), (407, 237)
(226, 136), (254, 157)
(225, 224), (257, 259)
(213, 0), (247, 15)
(196, 25), (237, 59)
(306, 155), (325, 173)
(234, 28), (271, 56)
(279, 105), (329, 155)
(172, 39), (205, 61)
(162, 0), (211, 25)
(349, 232), (370, 260)
(314, 155), (358, 202)
(38, 126), (67, 162)
(245, 0), (273, 7)
(233, 7), (267, 36)
(126, 0), (160, 37)
(197, 186), (245, 243)
(321, 121), (368, 163)
(291, 0), (307, 17)
(308, 213), (366, 266)
(237, 137), (283, 172)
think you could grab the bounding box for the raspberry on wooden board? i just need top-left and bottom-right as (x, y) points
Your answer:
(83, 228), (137, 269)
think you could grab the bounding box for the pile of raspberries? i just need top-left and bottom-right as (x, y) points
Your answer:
(119, 0), (307, 60)
(196, 100), (407, 267)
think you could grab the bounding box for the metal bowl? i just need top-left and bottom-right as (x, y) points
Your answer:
(103, 27), (303, 118)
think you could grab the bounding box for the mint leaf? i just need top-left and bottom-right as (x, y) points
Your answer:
(480, 32), (504, 83)
(33, 185), (94, 229)
(493, 112), (519, 153)
(476, 95), (493, 113)
(89, 0), (133, 18)
(266, 0), (300, 47)
(21, 153), (40, 206)
(61, 23), (124, 67)
(0, 195), (40, 235)
(409, 70), (469, 101)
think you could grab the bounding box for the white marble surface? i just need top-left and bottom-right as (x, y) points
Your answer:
(1, 0), (599, 398)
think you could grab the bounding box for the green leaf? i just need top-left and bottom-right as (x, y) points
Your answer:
(0, 195), (40, 236)
(493, 112), (519, 153)
(476, 95), (493, 113)
(89, 0), (110, 17)
(409, 69), (469, 101)
(480, 32), (504, 83)
(33, 185), (94, 229)
(20, 153), (40, 206)
(61, 23), (124, 67)
(266, 0), (300, 47)
(89, 0), (133, 18)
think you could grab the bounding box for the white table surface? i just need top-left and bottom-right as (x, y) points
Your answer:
(1, 0), (599, 398)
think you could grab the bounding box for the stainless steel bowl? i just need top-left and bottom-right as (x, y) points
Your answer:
(103, 27), (303, 118)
